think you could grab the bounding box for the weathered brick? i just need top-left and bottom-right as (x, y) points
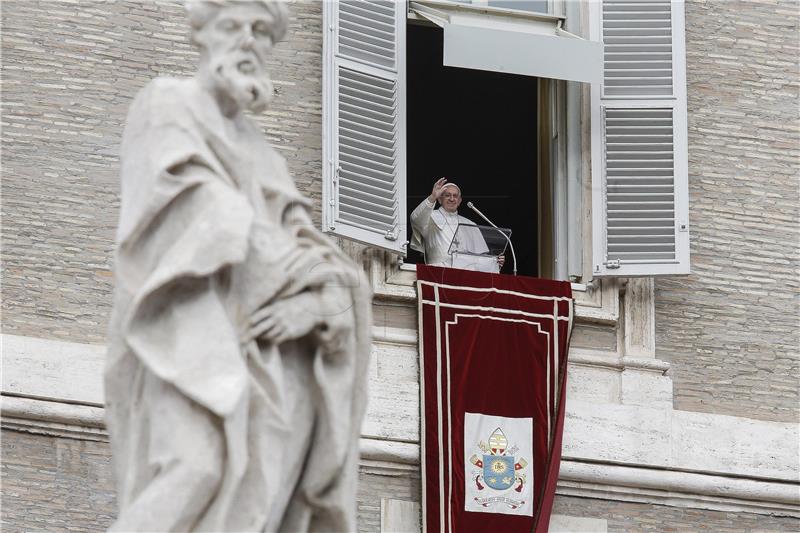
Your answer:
(553, 495), (800, 533)
(1, 0), (324, 344)
(656, 0), (800, 424)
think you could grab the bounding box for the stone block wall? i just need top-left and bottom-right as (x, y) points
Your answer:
(1, 429), (422, 533)
(4, 429), (797, 533)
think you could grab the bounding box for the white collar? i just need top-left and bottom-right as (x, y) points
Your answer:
(431, 208), (459, 230)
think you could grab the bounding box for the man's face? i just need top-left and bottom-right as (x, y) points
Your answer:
(195, 3), (280, 113)
(440, 187), (462, 213)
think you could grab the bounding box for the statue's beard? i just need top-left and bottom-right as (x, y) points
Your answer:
(208, 53), (273, 114)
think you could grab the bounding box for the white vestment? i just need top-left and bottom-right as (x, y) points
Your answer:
(410, 198), (490, 267)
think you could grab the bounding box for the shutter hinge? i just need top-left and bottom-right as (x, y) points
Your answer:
(384, 226), (399, 241)
(604, 259), (621, 269)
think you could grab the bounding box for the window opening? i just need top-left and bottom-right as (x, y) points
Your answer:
(406, 23), (540, 277)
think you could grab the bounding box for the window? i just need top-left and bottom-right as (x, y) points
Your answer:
(322, 0), (690, 280)
(405, 22), (540, 276)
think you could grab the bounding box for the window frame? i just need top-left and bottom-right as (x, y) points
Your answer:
(401, 1), (589, 281)
(323, 0), (690, 283)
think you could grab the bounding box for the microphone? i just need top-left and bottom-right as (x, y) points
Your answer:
(467, 201), (517, 276)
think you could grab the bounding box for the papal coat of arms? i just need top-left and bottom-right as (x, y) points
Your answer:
(468, 427), (530, 510)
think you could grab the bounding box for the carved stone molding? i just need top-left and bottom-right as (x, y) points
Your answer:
(621, 277), (656, 358)
(3, 322), (797, 520)
(559, 461), (800, 518)
(370, 251), (621, 325)
(4, 397), (796, 519)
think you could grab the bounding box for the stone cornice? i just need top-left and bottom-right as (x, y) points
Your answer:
(3, 333), (798, 519)
(3, 394), (797, 518)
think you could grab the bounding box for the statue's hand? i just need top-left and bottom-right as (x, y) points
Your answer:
(245, 292), (320, 345)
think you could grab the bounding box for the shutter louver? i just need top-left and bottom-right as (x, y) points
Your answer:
(591, 0), (690, 276)
(323, 0), (406, 253)
(339, 1), (397, 70)
(338, 67), (398, 232)
(603, 0), (673, 97)
(605, 107), (676, 261)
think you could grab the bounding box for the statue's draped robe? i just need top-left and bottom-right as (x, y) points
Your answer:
(106, 78), (371, 532)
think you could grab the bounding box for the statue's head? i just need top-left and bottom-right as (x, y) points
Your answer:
(187, 0), (289, 114)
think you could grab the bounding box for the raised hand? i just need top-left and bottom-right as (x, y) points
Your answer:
(429, 177), (448, 203)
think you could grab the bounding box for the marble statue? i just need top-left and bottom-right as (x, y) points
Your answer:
(104, 1), (372, 531)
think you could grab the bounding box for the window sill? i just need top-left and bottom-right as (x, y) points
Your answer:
(398, 260), (588, 292)
(377, 254), (617, 324)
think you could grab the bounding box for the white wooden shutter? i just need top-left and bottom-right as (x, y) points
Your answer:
(590, 0), (690, 276)
(322, 0), (407, 253)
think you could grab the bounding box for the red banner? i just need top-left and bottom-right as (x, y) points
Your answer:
(417, 265), (573, 533)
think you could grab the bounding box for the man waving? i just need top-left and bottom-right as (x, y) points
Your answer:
(410, 177), (505, 270)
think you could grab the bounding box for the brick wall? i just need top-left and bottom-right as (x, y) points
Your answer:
(655, 0), (800, 423)
(553, 494), (800, 533)
(2, 430), (116, 533)
(1, 0), (324, 344)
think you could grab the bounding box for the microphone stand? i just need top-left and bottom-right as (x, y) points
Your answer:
(467, 202), (517, 276)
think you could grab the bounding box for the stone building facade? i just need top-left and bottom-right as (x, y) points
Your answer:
(1, 1), (798, 532)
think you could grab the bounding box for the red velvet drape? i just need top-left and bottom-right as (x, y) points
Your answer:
(417, 265), (573, 533)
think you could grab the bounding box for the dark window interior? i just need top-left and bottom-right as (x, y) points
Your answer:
(406, 23), (539, 276)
